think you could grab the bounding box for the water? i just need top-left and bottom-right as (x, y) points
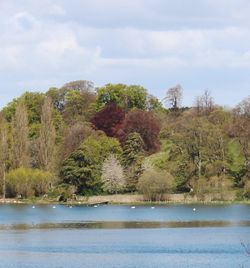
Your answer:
(0, 204), (249, 267)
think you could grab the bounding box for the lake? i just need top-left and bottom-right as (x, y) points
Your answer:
(0, 204), (249, 267)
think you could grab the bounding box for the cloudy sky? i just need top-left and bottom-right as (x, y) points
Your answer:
(1, 0), (250, 108)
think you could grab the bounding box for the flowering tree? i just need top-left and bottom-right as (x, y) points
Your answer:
(101, 154), (125, 194)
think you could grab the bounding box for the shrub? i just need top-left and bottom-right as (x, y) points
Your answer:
(6, 168), (54, 198)
(137, 168), (174, 201)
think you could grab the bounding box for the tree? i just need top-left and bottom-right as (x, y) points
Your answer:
(46, 87), (67, 112)
(6, 168), (53, 198)
(60, 121), (93, 160)
(63, 89), (96, 124)
(2, 92), (45, 138)
(96, 83), (148, 111)
(38, 97), (56, 171)
(228, 113), (250, 180)
(0, 114), (8, 199)
(169, 116), (227, 191)
(146, 94), (163, 111)
(165, 84), (183, 109)
(62, 80), (94, 92)
(195, 90), (215, 116)
(137, 168), (174, 201)
(122, 132), (144, 166)
(60, 133), (122, 194)
(235, 96), (250, 120)
(101, 154), (125, 194)
(11, 102), (30, 168)
(119, 109), (161, 153)
(122, 132), (145, 191)
(91, 102), (125, 137)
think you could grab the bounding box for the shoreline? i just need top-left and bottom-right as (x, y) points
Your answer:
(0, 193), (250, 205)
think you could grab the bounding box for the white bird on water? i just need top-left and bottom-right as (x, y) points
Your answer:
(193, 208), (196, 211)
(32, 205), (35, 209)
(151, 207), (155, 209)
(52, 205), (56, 209)
(131, 206), (135, 209)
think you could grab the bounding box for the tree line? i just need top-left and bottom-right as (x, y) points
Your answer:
(0, 80), (249, 201)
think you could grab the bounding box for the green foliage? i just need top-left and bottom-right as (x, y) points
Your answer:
(122, 132), (144, 166)
(1, 80), (249, 200)
(243, 180), (250, 199)
(137, 168), (174, 201)
(60, 133), (122, 194)
(47, 183), (76, 200)
(146, 139), (172, 170)
(63, 89), (96, 124)
(6, 168), (54, 198)
(194, 175), (234, 201)
(122, 133), (145, 191)
(96, 83), (148, 110)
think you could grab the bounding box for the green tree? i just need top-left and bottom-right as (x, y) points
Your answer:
(6, 168), (54, 198)
(138, 168), (174, 201)
(96, 83), (148, 111)
(38, 97), (56, 171)
(63, 90), (96, 124)
(167, 114), (229, 193)
(122, 133), (145, 191)
(11, 102), (30, 168)
(60, 133), (122, 194)
(0, 114), (8, 198)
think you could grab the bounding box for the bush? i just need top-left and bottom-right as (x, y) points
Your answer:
(47, 184), (76, 200)
(137, 168), (174, 201)
(243, 180), (250, 199)
(6, 168), (54, 198)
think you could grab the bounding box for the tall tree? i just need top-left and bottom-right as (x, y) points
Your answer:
(0, 114), (8, 199)
(122, 132), (145, 192)
(60, 121), (93, 160)
(11, 102), (30, 168)
(165, 84), (183, 109)
(38, 97), (56, 171)
(195, 90), (215, 116)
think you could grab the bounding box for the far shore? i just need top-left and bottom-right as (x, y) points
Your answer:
(0, 193), (250, 205)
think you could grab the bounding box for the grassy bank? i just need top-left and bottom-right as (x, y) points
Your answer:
(1, 193), (250, 205)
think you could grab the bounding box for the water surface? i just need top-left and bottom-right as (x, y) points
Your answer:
(0, 204), (249, 268)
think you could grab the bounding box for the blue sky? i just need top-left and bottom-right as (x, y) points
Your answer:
(0, 0), (250, 108)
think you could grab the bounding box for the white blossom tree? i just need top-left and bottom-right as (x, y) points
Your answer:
(101, 154), (125, 194)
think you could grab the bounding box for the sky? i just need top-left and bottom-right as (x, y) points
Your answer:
(0, 0), (250, 108)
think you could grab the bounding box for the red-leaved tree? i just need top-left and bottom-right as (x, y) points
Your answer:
(118, 109), (161, 153)
(91, 102), (125, 137)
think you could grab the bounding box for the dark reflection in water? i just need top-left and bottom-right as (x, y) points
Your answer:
(1, 220), (250, 230)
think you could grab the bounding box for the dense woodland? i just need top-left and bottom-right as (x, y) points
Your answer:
(0, 80), (250, 201)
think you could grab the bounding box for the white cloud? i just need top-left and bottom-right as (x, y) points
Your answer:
(0, 0), (250, 108)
